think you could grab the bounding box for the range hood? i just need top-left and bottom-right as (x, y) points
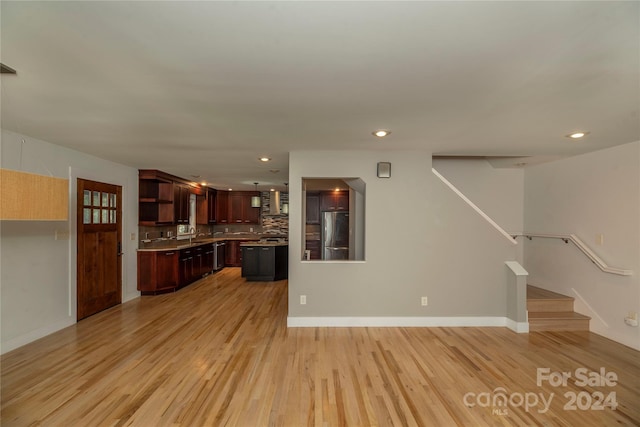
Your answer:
(269, 191), (281, 215)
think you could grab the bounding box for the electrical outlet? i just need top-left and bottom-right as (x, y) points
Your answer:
(300, 295), (307, 305)
(249, 227), (254, 232)
(225, 227), (229, 233)
(596, 234), (604, 246)
(624, 312), (638, 327)
(130, 233), (136, 241)
(421, 296), (428, 306)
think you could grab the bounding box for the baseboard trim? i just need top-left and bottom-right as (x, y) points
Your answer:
(1, 317), (75, 355)
(506, 318), (530, 333)
(288, 316), (526, 330)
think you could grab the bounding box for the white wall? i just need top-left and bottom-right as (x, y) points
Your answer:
(432, 158), (525, 264)
(524, 141), (640, 350)
(288, 151), (521, 324)
(1, 129), (139, 354)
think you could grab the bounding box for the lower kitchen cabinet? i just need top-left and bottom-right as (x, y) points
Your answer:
(138, 250), (179, 294)
(305, 240), (321, 260)
(241, 245), (288, 281)
(225, 239), (259, 267)
(178, 248), (195, 287)
(138, 242), (221, 295)
(225, 240), (241, 267)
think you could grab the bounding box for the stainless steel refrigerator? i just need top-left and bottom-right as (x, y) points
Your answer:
(322, 212), (349, 260)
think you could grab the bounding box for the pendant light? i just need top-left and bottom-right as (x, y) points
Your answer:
(281, 182), (289, 215)
(251, 182), (261, 208)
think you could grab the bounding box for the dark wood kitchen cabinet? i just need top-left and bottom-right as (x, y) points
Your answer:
(139, 170), (203, 226)
(138, 241), (217, 294)
(197, 188), (217, 225)
(225, 240), (242, 266)
(204, 243), (215, 273)
(229, 191), (260, 224)
(178, 248), (195, 287)
(138, 171), (175, 226)
(305, 240), (321, 260)
(320, 191), (349, 211)
(137, 250), (179, 294)
(306, 192), (320, 224)
(225, 239), (260, 267)
(216, 190), (229, 224)
(174, 183), (191, 224)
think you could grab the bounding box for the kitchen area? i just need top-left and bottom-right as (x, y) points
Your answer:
(136, 171), (365, 295)
(303, 178), (364, 262)
(136, 170), (289, 294)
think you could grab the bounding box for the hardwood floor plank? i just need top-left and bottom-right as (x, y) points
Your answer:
(2, 267), (639, 426)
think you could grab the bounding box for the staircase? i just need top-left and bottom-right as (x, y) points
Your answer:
(527, 285), (590, 332)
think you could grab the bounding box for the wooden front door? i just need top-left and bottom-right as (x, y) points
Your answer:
(77, 178), (122, 320)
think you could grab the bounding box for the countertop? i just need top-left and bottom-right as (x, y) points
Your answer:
(137, 234), (287, 252)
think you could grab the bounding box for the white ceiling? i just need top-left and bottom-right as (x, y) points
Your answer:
(1, 1), (638, 190)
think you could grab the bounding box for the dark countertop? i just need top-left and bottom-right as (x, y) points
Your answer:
(137, 234), (287, 252)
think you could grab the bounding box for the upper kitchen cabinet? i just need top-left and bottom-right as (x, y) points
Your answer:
(320, 190), (349, 211)
(138, 169), (202, 226)
(229, 191), (260, 224)
(173, 183), (191, 224)
(306, 192), (320, 224)
(216, 190), (229, 224)
(196, 187), (217, 225)
(139, 170), (175, 225)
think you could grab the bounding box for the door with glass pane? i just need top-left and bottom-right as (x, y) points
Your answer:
(77, 178), (122, 320)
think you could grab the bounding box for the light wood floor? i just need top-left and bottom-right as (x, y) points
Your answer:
(2, 268), (639, 426)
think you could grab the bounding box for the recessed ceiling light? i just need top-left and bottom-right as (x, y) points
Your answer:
(373, 130), (391, 138)
(228, 188), (233, 191)
(200, 181), (207, 186)
(259, 157), (271, 162)
(567, 131), (589, 139)
(270, 188), (275, 192)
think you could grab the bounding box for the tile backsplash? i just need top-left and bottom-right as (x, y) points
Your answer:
(138, 191), (288, 247)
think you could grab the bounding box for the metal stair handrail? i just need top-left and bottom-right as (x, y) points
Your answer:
(514, 233), (633, 276)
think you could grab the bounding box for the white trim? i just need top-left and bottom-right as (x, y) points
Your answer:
(300, 260), (367, 264)
(287, 316), (513, 328)
(432, 168), (517, 245)
(505, 260), (528, 276)
(506, 318), (530, 333)
(1, 318), (75, 355)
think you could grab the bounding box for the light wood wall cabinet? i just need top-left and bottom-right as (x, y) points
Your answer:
(0, 169), (68, 220)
